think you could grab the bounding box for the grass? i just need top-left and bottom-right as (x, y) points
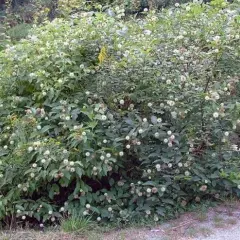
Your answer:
(195, 211), (208, 222)
(227, 218), (238, 225)
(60, 213), (93, 233)
(185, 226), (199, 237)
(199, 227), (213, 237)
(213, 215), (225, 228)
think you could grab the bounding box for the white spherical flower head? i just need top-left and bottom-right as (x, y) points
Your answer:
(119, 99), (125, 105)
(154, 132), (160, 138)
(30, 173), (35, 178)
(17, 209), (21, 214)
(3, 145), (8, 149)
(168, 142), (173, 147)
(103, 139), (107, 143)
(69, 72), (75, 77)
(175, 3), (180, 7)
(147, 169), (151, 174)
(178, 162), (183, 167)
(73, 125), (79, 130)
(185, 171), (190, 176)
(119, 151), (124, 156)
(18, 184), (22, 189)
(166, 79), (172, 84)
(48, 211), (53, 215)
(168, 163), (172, 168)
(97, 217), (101, 221)
(10, 140), (14, 145)
(138, 129), (143, 134)
(85, 91), (90, 95)
(23, 187), (28, 192)
(143, 118), (147, 122)
(83, 211), (88, 216)
(238, 185), (240, 189)
(85, 152), (90, 157)
(129, 103), (134, 109)
(93, 166), (97, 171)
(167, 130), (172, 135)
(184, 163), (188, 167)
(224, 132), (229, 137)
(63, 159), (68, 164)
(205, 96), (210, 101)
(32, 163), (37, 168)
(213, 35), (220, 42)
(28, 146), (33, 152)
(37, 125), (41, 130)
(69, 161), (74, 166)
(157, 118), (162, 123)
(65, 116), (70, 121)
(106, 153), (111, 158)
(100, 155), (105, 160)
(101, 115), (107, 121)
(108, 207), (112, 212)
(22, 216), (26, 220)
(82, 131), (86, 136)
(161, 187), (166, 192)
(86, 204), (91, 209)
(44, 150), (50, 155)
(147, 102), (153, 107)
(213, 112), (219, 118)
(40, 159), (46, 164)
(146, 188), (151, 193)
(155, 164), (161, 169)
(40, 223), (44, 228)
(146, 210), (151, 215)
(63, 149), (68, 154)
(137, 141), (141, 146)
(164, 138), (168, 143)
(170, 135), (175, 140)
(126, 144), (131, 149)
(60, 207), (65, 212)
(125, 136), (130, 140)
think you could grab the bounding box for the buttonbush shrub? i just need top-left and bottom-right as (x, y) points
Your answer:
(0, 0), (240, 226)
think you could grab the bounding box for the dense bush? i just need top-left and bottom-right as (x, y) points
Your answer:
(0, 0), (240, 226)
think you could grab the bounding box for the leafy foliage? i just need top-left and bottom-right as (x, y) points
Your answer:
(0, 0), (240, 226)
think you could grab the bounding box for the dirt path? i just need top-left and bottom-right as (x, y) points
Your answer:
(1, 201), (240, 240)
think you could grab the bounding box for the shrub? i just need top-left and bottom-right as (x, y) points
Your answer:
(7, 22), (31, 42)
(0, 0), (240, 226)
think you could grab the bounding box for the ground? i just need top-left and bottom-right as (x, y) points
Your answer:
(1, 201), (240, 240)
